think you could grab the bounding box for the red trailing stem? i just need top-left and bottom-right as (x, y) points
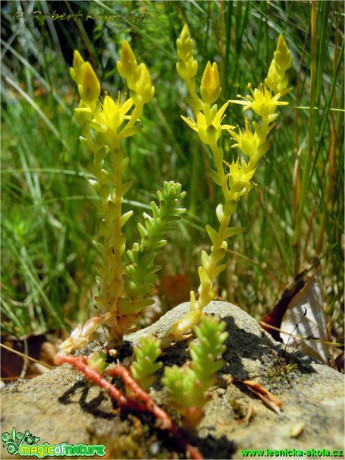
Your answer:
(107, 364), (172, 430)
(54, 354), (203, 459)
(54, 354), (146, 412)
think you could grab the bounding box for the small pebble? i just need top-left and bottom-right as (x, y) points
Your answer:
(149, 442), (160, 456)
(290, 421), (305, 438)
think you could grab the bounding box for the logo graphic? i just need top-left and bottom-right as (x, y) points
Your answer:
(2, 427), (106, 458)
(2, 427), (39, 455)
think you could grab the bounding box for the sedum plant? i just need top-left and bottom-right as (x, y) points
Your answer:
(56, 27), (292, 440)
(165, 26), (292, 343)
(163, 315), (228, 429)
(130, 336), (162, 390)
(60, 43), (185, 354)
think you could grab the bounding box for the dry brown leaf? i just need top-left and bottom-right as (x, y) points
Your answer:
(228, 377), (283, 414)
(281, 266), (329, 363)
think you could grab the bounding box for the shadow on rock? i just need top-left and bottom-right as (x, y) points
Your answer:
(58, 380), (115, 419)
(222, 315), (316, 380)
(197, 434), (237, 459)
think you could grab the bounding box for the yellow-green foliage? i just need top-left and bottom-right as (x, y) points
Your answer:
(121, 182), (186, 315)
(130, 336), (162, 390)
(163, 315), (228, 429)
(69, 43), (155, 342)
(60, 44), (185, 353)
(87, 351), (108, 374)
(60, 29), (292, 355)
(165, 26), (292, 343)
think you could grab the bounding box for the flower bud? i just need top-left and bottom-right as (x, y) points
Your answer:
(70, 50), (84, 84)
(179, 24), (191, 45)
(200, 62), (221, 104)
(80, 62), (100, 104)
(274, 35), (293, 72)
(176, 24), (198, 80)
(117, 41), (138, 79)
(134, 64), (155, 103)
(265, 35), (292, 93)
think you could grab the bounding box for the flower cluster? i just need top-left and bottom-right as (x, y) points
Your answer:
(71, 42), (155, 140)
(228, 34), (292, 173)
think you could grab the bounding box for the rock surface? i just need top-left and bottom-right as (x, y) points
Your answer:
(1, 301), (344, 459)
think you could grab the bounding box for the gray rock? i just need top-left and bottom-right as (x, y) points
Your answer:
(1, 301), (344, 459)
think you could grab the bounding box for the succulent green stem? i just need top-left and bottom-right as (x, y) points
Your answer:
(108, 147), (125, 311)
(121, 182), (186, 314)
(163, 26), (292, 345)
(163, 315), (228, 429)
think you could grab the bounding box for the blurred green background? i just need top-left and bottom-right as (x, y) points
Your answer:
(1, 1), (343, 345)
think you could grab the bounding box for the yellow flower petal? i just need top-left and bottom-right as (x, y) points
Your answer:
(181, 115), (198, 132)
(213, 100), (230, 126)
